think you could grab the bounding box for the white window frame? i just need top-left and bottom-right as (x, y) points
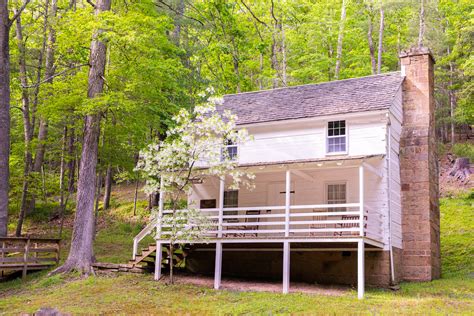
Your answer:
(325, 181), (348, 212)
(221, 139), (238, 161)
(326, 120), (348, 155)
(223, 190), (238, 222)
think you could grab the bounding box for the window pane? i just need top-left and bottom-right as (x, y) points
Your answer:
(328, 136), (346, 153)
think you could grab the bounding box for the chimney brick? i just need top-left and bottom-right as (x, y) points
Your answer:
(399, 46), (441, 281)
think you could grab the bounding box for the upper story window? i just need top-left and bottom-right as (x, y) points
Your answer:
(222, 139), (238, 161)
(327, 120), (347, 154)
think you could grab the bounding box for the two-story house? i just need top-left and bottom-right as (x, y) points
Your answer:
(132, 47), (440, 299)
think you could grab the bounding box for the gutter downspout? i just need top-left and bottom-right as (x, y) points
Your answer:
(386, 113), (396, 284)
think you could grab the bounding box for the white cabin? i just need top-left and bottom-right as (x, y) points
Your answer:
(133, 47), (441, 298)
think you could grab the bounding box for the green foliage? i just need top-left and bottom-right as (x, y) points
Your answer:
(452, 143), (474, 161)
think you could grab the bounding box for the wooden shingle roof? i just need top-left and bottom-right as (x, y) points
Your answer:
(220, 72), (403, 125)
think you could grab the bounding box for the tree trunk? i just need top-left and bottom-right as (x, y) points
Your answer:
(281, 24), (287, 86)
(31, 0), (49, 136)
(377, 6), (384, 74)
(59, 126), (67, 214)
(171, 0), (184, 45)
(0, 0), (10, 237)
(102, 165), (112, 210)
(67, 126), (76, 194)
(133, 179), (139, 216)
(33, 0), (57, 172)
(334, 0), (347, 80)
(367, 10), (376, 74)
(52, 0), (111, 275)
(418, 0), (425, 47)
(169, 242), (174, 284)
(448, 47), (456, 145)
(94, 171), (102, 235)
(15, 11), (33, 237)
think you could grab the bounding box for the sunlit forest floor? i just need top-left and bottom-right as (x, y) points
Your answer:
(0, 187), (473, 314)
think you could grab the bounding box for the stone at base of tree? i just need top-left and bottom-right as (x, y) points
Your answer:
(448, 157), (471, 182)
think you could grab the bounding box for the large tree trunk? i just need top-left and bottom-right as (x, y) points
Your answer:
(377, 6), (384, 74)
(52, 0), (111, 275)
(15, 11), (33, 237)
(334, 0), (347, 80)
(0, 0), (10, 237)
(102, 165), (112, 210)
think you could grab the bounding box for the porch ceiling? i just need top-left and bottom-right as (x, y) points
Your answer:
(237, 154), (384, 173)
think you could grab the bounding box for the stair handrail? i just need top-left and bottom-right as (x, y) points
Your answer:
(132, 214), (159, 260)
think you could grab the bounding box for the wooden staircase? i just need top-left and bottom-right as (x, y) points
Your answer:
(128, 243), (191, 271)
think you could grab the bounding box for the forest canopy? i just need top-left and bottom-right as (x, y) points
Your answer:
(0, 0), (472, 271)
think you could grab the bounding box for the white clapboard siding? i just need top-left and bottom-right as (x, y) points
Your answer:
(388, 86), (403, 249)
(239, 112), (387, 165)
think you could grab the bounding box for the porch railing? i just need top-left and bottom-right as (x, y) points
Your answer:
(132, 202), (384, 259)
(159, 203), (383, 240)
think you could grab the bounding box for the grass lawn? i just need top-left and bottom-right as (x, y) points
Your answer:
(0, 192), (473, 315)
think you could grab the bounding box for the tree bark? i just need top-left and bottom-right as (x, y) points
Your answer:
(33, 0), (57, 174)
(67, 126), (76, 194)
(418, 0), (425, 47)
(102, 165), (112, 210)
(334, 0), (347, 80)
(58, 126), (67, 215)
(367, 9), (376, 74)
(281, 24), (287, 86)
(377, 6), (384, 74)
(133, 179), (139, 216)
(52, 0), (111, 275)
(0, 0), (10, 237)
(15, 11), (33, 237)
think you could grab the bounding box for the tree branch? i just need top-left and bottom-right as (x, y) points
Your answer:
(86, 0), (96, 9)
(9, 0), (31, 27)
(155, 0), (204, 26)
(22, 63), (89, 88)
(240, 0), (268, 28)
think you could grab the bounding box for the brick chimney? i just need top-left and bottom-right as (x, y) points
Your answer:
(399, 46), (441, 281)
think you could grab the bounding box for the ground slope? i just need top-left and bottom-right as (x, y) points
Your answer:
(0, 192), (472, 315)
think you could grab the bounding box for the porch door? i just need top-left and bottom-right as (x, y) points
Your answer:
(267, 182), (295, 207)
(267, 182), (295, 236)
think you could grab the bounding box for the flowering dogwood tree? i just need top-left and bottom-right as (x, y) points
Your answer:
(136, 99), (254, 283)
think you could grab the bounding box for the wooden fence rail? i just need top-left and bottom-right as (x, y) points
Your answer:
(0, 237), (61, 279)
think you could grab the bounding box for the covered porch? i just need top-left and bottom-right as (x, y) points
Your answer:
(136, 155), (387, 298)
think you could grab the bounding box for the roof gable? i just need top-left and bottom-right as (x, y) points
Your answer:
(220, 72), (404, 125)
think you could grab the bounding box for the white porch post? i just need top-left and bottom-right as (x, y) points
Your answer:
(285, 170), (291, 237)
(214, 177), (225, 290)
(282, 241), (290, 293)
(154, 176), (165, 280)
(157, 176), (165, 238)
(154, 242), (163, 280)
(357, 240), (365, 299)
(218, 177), (225, 238)
(214, 242), (223, 289)
(358, 165), (365, 237)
